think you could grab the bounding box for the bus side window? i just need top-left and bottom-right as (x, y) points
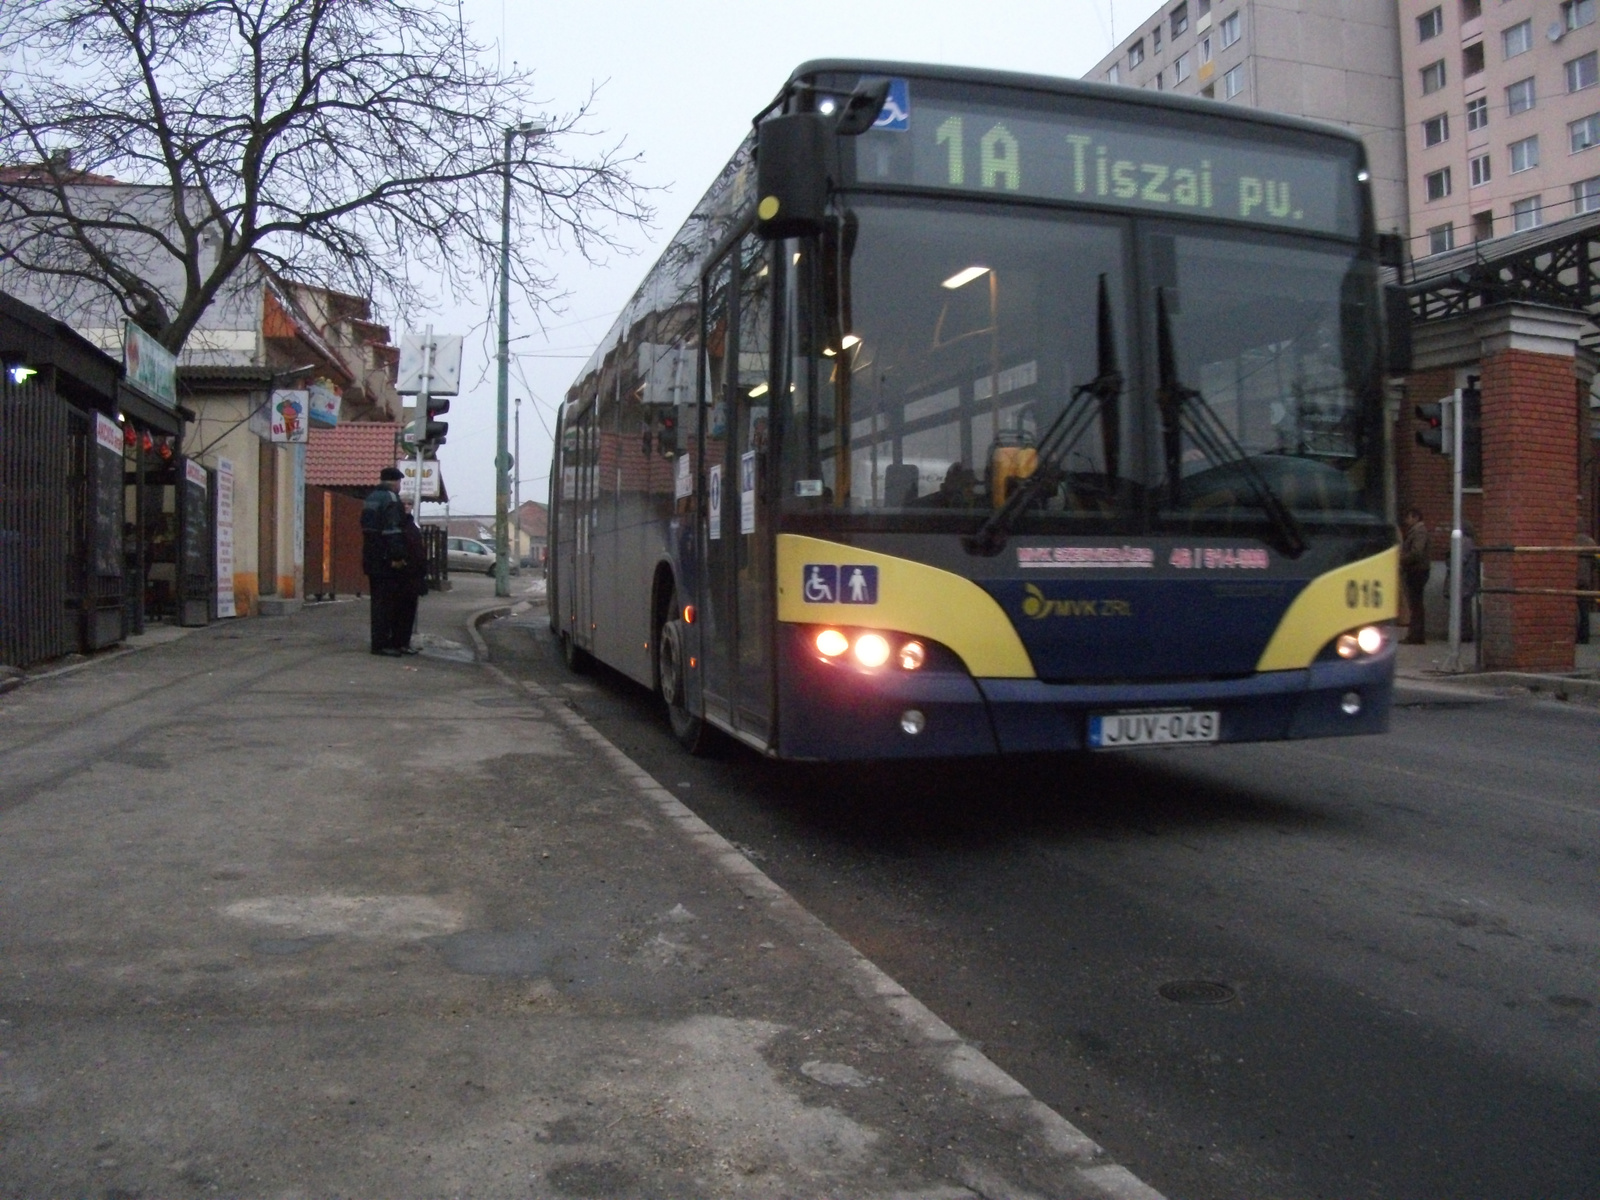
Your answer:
(738, 235), (772, 451)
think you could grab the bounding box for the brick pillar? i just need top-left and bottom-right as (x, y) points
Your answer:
(1475, 307), (1586, 671)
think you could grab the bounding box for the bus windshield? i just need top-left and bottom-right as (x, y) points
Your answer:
(778, 199), (1385, 536)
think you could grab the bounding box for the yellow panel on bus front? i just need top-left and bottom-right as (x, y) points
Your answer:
(774, 534), (1036, 678)
(1254, 546), (1399, 671)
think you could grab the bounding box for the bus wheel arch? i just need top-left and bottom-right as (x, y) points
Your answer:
(653, 568), (710, 753)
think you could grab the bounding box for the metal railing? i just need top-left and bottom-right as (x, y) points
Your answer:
(0, 373), (73, 668)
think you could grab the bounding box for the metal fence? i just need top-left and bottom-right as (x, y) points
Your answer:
(0, 372), (72, 668)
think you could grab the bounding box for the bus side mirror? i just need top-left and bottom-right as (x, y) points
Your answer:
(756, 113), (831, 240)
(1384, 284), (1413, 374)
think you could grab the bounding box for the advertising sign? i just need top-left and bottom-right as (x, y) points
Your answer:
(216, 457), (236, 617)
(122, 321), (178, 410)
(307, 382), (340, 427)
(269, 389), (308, 443)
(397, 458), (440, 501)
(739, 450), (756, 535)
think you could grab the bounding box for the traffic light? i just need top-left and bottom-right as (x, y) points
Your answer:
(658, 407), (678, 456)
(1460, 378), (1482, 485)
(411, 394), (449, 447)
(1415, 401), (1446, 454)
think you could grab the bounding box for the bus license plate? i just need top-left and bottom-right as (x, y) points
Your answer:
(1089, 709), (1220, 749)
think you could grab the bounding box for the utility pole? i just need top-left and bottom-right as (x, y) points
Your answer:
(514, 397), (522, 569)
(495, 120), (545, 598)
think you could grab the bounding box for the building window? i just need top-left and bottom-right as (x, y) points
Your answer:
(1502, 19), (1532, 57)
(1223, 64), (1244, 98)
(1564, 0), (1595, 31)
(1198, 0), (1211, 15)
(1200, 83), (1216, 99)
(1172, 2), (1190, 37)
(1425, 167), (1453, 200)
(1461, 0), (1482, 19)
(1473, 210), (1494, 241)
(1220, 10), (1241, 47)
(1467, 96), (1489, 130)
(1175, 51), (1192, 82)
(1463, 41), (1486, 76)
(1153, 24), (1163, 50)
(1421, 59), (1448, 93)
(1423, 113), (1450, 146)
(1200, 35), (1213, 64)
(1507, 76), (1536, 114)
(1572, 113), (1600, 151)
(1129, 39), (1145, 67)
(1418, 6), (1444, 38)
(1428, 223), (1456, 253)
(1509, 134), (1539, 172)
(1470, 153), (1493, 185)
(1574, 176), (1600, 212)
(1155, 70), (1165, 90)
(1107, 63), (1121, 85)
(1511, 195), (1541, 229)
(1568, 51), (1599, 92)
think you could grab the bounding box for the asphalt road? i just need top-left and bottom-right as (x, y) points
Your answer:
(485, 607), (1600, 1200)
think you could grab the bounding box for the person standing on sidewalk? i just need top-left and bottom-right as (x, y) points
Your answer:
(1401, 508), (1431, 645)
(393, 498), (429, 655)
(361, 467), (407, 656)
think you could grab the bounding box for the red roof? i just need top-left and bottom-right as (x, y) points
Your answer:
(305, 422), (402, 487)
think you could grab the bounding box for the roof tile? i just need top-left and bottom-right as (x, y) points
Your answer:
(305, 421), (403, 487)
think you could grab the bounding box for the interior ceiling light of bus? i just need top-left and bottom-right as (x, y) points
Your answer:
(942, 266), (991, 290)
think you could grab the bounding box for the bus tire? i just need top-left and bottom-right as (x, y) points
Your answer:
(558, 630), (590, 674)
(657, 610), (709, 753)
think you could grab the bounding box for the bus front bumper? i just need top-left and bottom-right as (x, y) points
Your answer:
(774, 636), (1393, 760)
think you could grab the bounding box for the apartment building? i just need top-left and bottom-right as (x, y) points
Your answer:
(1402, 0), (1600, 253)
(1087, 0), (1410, 237)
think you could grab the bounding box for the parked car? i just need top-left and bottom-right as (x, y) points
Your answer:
(446, 536), (517, 576)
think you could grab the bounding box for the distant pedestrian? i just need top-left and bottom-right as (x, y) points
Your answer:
(1446, 521), (1479, 642)
(393, 498), (429, 655)
(1401, 507), (1431, 645)
(361, 467), (408, 656)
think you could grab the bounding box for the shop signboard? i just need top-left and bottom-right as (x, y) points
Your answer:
(269, 389), (308, 443)
(397, 458), (440, 501)
(122, 321), (177, 410)
(215, 457), (236, 618)
(307, 383), (340, 427)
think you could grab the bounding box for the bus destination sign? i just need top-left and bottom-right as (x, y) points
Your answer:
(856, 97), (1356, 236)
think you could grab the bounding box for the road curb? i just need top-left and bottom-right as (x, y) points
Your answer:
(471, 613), (1170, 1200)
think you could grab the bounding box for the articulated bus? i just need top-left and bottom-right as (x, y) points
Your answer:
(548, 60), (1404, 760)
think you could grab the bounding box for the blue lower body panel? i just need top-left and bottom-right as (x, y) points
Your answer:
(774, 628), (1393, 761)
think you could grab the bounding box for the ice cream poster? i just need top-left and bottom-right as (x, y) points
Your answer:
(269, 389), (308, 443)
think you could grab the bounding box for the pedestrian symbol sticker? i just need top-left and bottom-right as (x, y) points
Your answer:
(801, 563), (878, 604)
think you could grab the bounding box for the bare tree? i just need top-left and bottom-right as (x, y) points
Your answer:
(0, 0), (653, 351)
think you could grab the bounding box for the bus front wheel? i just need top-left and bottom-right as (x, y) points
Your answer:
(657, 610), (709, 753)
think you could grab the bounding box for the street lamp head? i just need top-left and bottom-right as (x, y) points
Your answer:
(510, 120), (547, 138)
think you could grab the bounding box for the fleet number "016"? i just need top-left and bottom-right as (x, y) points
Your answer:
(1345, 578), (1384, 608)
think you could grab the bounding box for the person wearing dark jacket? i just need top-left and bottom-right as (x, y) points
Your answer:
(1400, 507), (1431, 645)
(361, 467), (408, 655)
(393, 499), (429, 655)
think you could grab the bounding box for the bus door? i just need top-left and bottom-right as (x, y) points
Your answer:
(699, 253), (736, 727)
(731, 233), (775, 741)
(572, 403), (595, 653)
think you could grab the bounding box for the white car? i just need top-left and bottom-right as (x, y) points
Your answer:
(446, 537), (515, 575)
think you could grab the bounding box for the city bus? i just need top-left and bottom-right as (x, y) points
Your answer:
(548, 60), (1403, 759)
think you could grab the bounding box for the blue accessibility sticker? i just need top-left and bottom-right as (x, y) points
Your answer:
(802, 564), (879, 604)
(874, 78), (910, 131)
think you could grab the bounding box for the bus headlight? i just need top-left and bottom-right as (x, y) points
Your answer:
(854, 633), (891, 668)
(898, 640), (926, 670)
(1335, 624), (1388, 659)
(816, 629), (849, 657)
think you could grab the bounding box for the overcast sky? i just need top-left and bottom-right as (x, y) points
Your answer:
(424, 0), (1160, 515)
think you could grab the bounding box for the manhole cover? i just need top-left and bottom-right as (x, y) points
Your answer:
(1158, 980), (1237, 1005)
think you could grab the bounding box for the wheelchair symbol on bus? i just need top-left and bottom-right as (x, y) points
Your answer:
(802, 564), (878, 604)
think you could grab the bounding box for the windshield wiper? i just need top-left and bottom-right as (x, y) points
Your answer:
(965, 275), (1124, 557)
(1154, 288), (1306, 559)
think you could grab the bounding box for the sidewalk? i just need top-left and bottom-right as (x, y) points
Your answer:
(0, 578), (1159, 1200)
(1394, 635), (1600, 703)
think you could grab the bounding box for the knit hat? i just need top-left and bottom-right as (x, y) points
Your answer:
(379, 467), (404, 481)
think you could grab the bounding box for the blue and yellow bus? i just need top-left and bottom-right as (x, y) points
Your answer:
(549, 61), (1403, 759)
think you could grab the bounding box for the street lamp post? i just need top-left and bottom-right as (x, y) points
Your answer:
(495, 120), (545, 597)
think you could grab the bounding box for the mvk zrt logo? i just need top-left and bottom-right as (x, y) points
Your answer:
(1021, 584), (1131, 619)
